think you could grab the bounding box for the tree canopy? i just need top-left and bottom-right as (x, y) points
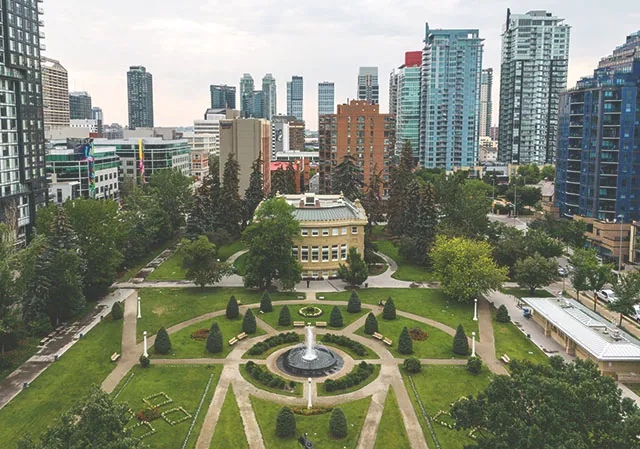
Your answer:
(178, 236), (231, 288)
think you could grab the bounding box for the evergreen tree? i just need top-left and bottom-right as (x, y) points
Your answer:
(387, 141), (414, 236)
(453, 324), (469, 356)
(496, 305), (510, 323)
(285, 162), (298, 194)
(154, 327), (172, 354)
(242, 309), (257, 334)
(186, 193), (213, 237)
(331, 155), (362, 200)
(402, 179), (422, 237)
(329, 407), (348, 439)
(226, 296), (239, 319)
(270, 167), (288, 196)
(209, 321), (221, 335)
(398, 326), (413, 355)
(275, 406), (296, 438)
(260, 292), (273, 313)
(362, 166), (385, 230)
(466, 356), (482, 374)
(111, 301), (123, 320)
(219, 153), (243, 237)
(329, 306), (343, 328)
(244, 156), (264, 228)
(347, 290), (362, 313)
(382, 297), (396, 320)
(206, 324), (223, 353)
(208, 157), (223, 228)
(403, 182), (439, 266)
(403, 357), (421, 373)
(278, 305), (292, 326)
(364, 313), (378, 335)
(338, 248), (368, 287)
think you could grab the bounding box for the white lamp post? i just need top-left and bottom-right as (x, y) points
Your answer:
(143, 331), (149, 357)
(471, 332), (476, 357)
(618, 214), (625, 272)
(473, 298), (478, 321)
(137, 296), (142, 319)
(307, 378), (313, 409)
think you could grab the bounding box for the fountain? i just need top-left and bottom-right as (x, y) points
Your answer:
(277, 325), (343, 377)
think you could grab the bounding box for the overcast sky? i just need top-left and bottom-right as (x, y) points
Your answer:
(46, 0), (639, 129)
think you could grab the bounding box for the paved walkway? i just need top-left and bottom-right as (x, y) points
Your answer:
(195, 365), (234, 449)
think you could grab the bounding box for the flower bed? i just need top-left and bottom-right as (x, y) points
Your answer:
(245, 361), (296, 392)
(190, 328), (209, 341)
(292, 406), (333, 416)
(298, 306), (323, 318)
(247, 332), (300, 356)
(161, 406), (192, 426)
(322, 334), (367, 357)
(136, 406), (161, 422)
(324, 361), (375, 393)
(127, 421), (157, 440)
(409, 327), (429, 341)
(143, 392), (173, 408)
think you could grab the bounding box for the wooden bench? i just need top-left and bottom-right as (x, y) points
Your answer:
(383, 338), (393, 346)
(500, 354), (511, 364)
(237, 332), (247, 341)
(318, 296), (325, 300)
(236, 300), (242, 305)
(293, 321), (305, 327)
(228, 337), (238, 346)
(110, 353), (120, 362)
(39, 337), (49, 346)
(316, 321), (327, 328)
(372, 332), (384, 341)
(297, 295), (305, 299)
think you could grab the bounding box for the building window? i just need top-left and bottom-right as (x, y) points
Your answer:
(312, 246), (319, 262)
(341, 227), (347, 235)
(301, 246), (309, 262)
(352, 226), (358, 234)
(301, 229), (309, 237)
(332, 228), (339, 236)
(292, 246), (299, 260)
(322, 247), (329, 262)
(312, 271), (318, 279)
(332, 245), (339, 261)
(312, 229), (319, 237)
(56, 189), (62, 203)
(341, 244), (348, 260)
(322, 228), (329, 236)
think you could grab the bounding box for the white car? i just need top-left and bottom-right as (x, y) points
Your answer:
(597, 289), (617, 303)
(631, 305), (640, 324)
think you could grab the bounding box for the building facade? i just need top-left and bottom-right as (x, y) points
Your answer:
(479, 136), (498, 163)
(127, 66), (154, 129)
(210, 84), (236, 110)
(555, 30), (640, 224)
(357, 67), (379, 105)
(240, 74), (254, 118)
(69, 91), (92, 120)
(42, 57), (70, 128)
(394, 51), (422, 157)
(282, 193), (367, 279)
(183, 132), (216, 181)
(480, 68), (493, 138)
(318, 82), (335, 117)
(498, 10), (571, 165)
(318, 100), (395, 196)
(287, 76), (304, 121)
(92, 107), (104, 135)
(262, 73), (277, 120)
(419, 25), (484, 169)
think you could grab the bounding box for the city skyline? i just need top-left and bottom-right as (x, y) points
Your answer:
(44, 1), (639, 128)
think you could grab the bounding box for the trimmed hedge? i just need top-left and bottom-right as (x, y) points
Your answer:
(278, 305), (292, 326)
(467, 356), (482, 374)
(246, 361), (292, 391)
(364, 313), (378, 335)
(324, 361), (374, 393)
(247, 332), (300, 356)
(154, 327), (172, 354)
(329, 306), (343, 327)
(226, 296), (239, 319)
(347, 291), (362, 313)
(496, 304), (510, 323)
(111, 301), (123, 320)
(243, 309), (257, 334)
(276, 406), (296, 438)
(322, 334), (367, 357)
(403, 357), (421, 373)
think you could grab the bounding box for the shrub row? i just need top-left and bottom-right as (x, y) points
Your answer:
(324, 361), (374, 393)
(292, 406), (333, 416)
(322, 334), (367, 357)
(245, 361), (296, 391)
(247, 332), (300, 356)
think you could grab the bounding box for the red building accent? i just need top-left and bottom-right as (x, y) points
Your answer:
(405, 51), (422, 68)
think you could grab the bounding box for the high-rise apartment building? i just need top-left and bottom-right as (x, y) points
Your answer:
(42, 57), (70, 128)
(69, 91), (92, 120)
(318, 100), (395, 196)
(92, 107), (104, 135)
(318, 82), (335, 117)
(0, 0), (47, 244)
(262, 74), (277, 120)
(393, 51), (422, 157)
(287, 76), (304, 121)
(419, 25), (484, 169)
(357, 67), (379, 105)
(127, 66), (154, 129)
(555, 31), (640, 224)
(240, 73), (254, 118)
(210, 84), (236, 110)
(479, 68), (493, 138)
(498, 10), (571, 165)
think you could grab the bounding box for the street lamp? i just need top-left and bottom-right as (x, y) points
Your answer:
(618, 214), (625, 272)
(137, 296), (141, 319)
(473, 298), (478, 321)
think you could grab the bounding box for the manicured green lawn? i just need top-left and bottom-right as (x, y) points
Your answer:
(254, 304), (367, 330)
(218, 241), (247, 261)
(321, 340), (379, 360)
(374, 240), (437, 282)
(0, 319), (123, 447)
(0, 337), (41, 383)
(150, 315), (265, 359)
(403, 365), (493, 449)
(251, 396), (371, 448)
(317, 364), (381, 396)
(356, 315), (462, 359)
(113, 365), (220, 449)
(491, 308), (549, 365)
(323, 289), (478, 336)
(137, 288), (298, 342)
(146, 252), (186, 281)
(374, 387), (411, 449)
(239, 364), (302, 397)
(210, 386), (248, 449)
(118, 236), (179, 281)
(501, 288), (554, 299)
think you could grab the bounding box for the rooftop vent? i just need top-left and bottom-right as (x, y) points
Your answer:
(612, 330), (622, 341)
(304, 193), (315, 206)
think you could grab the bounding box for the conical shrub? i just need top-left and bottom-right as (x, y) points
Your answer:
(226, 296), (239, 319)
(111, 301), (123, 320)
(260, 292), (273, 313)
(278, 305), (292, 326)
(382, 297), (396, 320)
(329, 306), (343, 328)
(398, 326), (413, 355)
(364, 313), (378, 335)
(453, 324), (470, 356)
(329, 407), (348, 438)
(347, 290), (361, 313)
(206, 326), (223, 353)
(242, 309), (257, 334)
(154, 327), (172, 354)
(275, 406), (296, 438)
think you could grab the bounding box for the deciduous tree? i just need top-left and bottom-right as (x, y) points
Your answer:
(178, 236), (231, 288)
(514, 253), (558, 294)
(338, 248), (368, 287)
(610, 273), (640, 326)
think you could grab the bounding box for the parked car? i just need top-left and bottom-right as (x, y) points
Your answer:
(558, 267), (568, 277)
(597, 289), (617, 303)
(631, 305), (640, 323)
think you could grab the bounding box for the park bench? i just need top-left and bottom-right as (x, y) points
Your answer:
(236, 299), (242, 305)
(318, 296), (325, 300)
(372, 332), (384, 341)
(293, 321), (305, 327)
(228, 337), (238, 346)
(383, 337), (393, 346)
(110, 352), (120, 362)
(237, 332), (247, 341)
(39, 337), (49, 346)
(501, 354), (511, 364)
(316, 321), (327, 328)
(297, 295), (305, 299)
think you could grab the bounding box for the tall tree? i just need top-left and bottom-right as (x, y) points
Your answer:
(387, 141), (414, 236)
(361, 166), (384, 231)
(244, 156), (265, 227)
(219, 153), (243, 237)
(179, 236), (231, 288)
(338, 248), (369, 287)
(270, 167), (288, 196)
(284, 162), (298, 193)
(611, 273), (640, 325)
(399, 182), (438, 266)
(437, 175), (492, 239)
(524, 228), (564, 259)
(0, 223), (19, 355)
(570, 248), (613, 310)
(242, 197), (302, 290)
(186, 193), (213, 237)
(514, 253), (558, 294)
(331, 155), (362, 201)
(488, 223), (526, 276)
(148, 168), (193, 232)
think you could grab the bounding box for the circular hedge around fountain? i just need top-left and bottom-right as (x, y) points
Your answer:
(298, 306), (323, 318)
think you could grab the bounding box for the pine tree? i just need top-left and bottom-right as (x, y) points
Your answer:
(208, 157), (223, 228)
(453, 324), (470, 356)
(111, 302), (123, 320)
(362, 166), (384, 230)
(329, 407), (348, 439)
(399, 182), (439, 266)
(275, 406), (296, 438)
(270, 167), (288, 196)
(338, 248), (368, 287)
(219, 153), (243, 237)
(226, 296), (239, 319)
(260, 292), (273, 313)
(244, 156), (264, 228)
(209, 321), (221, 335)
(496, 305), (511, 323)
(398, 326), (413, 355)
(382, 297), (396, 320)
(154, 327), (172, 354)
(278, 305), (291, 326)
(364, 313), (378, 335)
(347, 290), (362, 313)
(242, 309), (257, 334)
(285, 163), (297, 193)
(331, 155), (362, 200)
(402, 180), (422, 237)
(206, 324), (223, 353)
(387, 141), (414, 236)
(186, 193), (213, 237)
(329, 306), (343, 328)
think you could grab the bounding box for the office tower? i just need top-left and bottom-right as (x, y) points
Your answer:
(498, 10), (571, 165)
(240, 73), (255, 118)
(69, 91), (92, 120)
(252, 90), (265, 119)
(555, 31), (640, 224)
(210, 84), (236, 110)
(286, 76), (304, 121)
(480, 68), (493, 138)
(490, 126), (499, 141)
(92, 107), (104, 135)
(318, 82), (335, 117)
(0, 0), (47, 244)
(42, 57), (70, 128)
(127, 66), (154, 129)
(319, 100), (394, 196)
(389, 71), (398, 117)
(419, 25), (484, 169)
(394, 51), (422, 157)
(219, 118), (271, 195)
(262, 74), (277, 120)
(358, 67), (379, 105)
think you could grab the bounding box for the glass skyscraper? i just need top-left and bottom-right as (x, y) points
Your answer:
(210, 84), (236, 110)
(287, 76), (304, 121)
(127, 66), (154, 129)
(262, 74), (277, 120)
(358, 67), (379, 105)
(318, 82), (335, 117)
(240, 74), (255, 118)
(479, 68), (493, 138)
(69, 91), (92, 120)
(393, 52), (422, 157)
(419, 25), (483, 169)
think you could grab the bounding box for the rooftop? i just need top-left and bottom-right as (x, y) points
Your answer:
(522, 296), (640, 361)
(281, 194), (367, 223)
